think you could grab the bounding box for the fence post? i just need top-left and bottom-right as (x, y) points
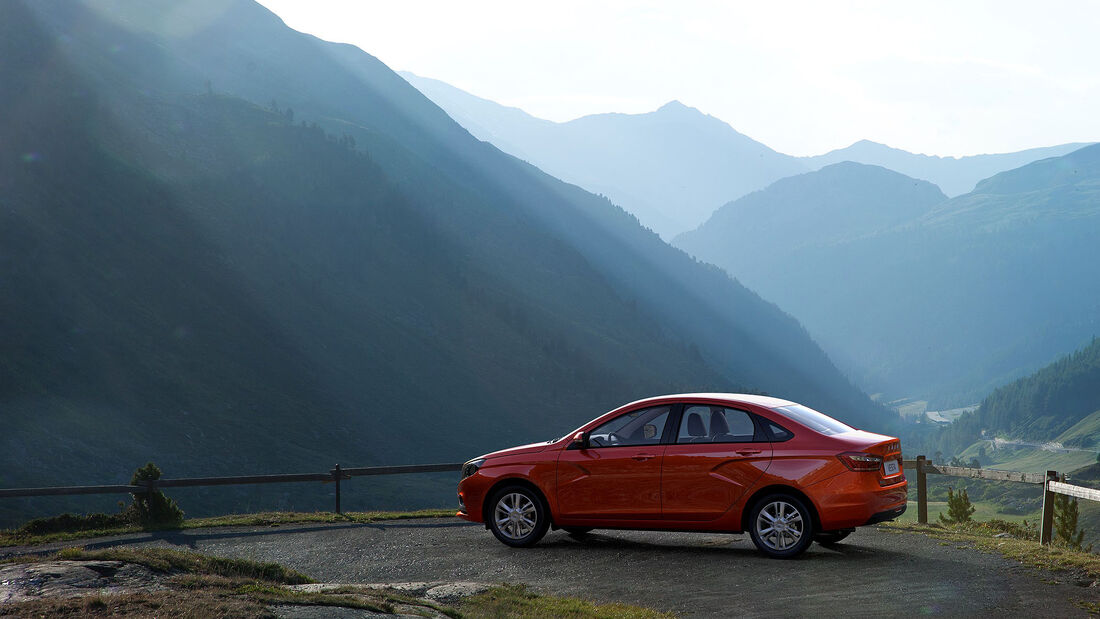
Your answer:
(332, 464), (342, 514)
(916, 455), (928, 524)
(1040, 470), (1058, 545)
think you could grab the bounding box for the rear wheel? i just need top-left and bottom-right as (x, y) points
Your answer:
(814, 529), (854, 546)
(748, 494), (815, 559)
(487, 486), (549, 547)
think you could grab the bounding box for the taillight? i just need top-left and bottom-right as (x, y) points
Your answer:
(838, 451), (883, 472)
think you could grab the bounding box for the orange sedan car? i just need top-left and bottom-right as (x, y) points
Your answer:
(457, 393), (906, 558)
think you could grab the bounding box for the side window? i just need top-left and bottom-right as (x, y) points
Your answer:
(588, 406), (670, 448)
(765, 421), (794, 442)
(677, 406), (759, 444)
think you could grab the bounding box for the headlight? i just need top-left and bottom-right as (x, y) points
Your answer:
(462, 458), (485, 479)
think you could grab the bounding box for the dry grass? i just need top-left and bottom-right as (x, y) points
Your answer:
(881, 520), (1100, 580)
(1, 548), (673, 618)
(459, 584), (676, 619)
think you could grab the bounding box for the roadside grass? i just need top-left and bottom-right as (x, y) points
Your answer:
(881, 519), (1100, 581)
(1, 548), (672, 618)
(0, 508), (456, 548)
(898, 500), (1040, 524)
(459, 583), (675, 619)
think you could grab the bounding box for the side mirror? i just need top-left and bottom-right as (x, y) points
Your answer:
(571, 431), (588, 449)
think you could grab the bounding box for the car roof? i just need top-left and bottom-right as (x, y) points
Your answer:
(623, 392), (797, 410)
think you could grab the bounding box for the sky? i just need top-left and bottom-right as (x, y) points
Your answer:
(255, 0), (1100, 157)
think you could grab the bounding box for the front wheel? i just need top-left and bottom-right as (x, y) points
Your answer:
(487, 486), (550, 547)
(748, 494), (815, 559)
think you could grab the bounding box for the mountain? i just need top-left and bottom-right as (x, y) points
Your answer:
(0, 0), (888, 525)
(401, 72), (808, 239)
(933, 338), (1100, 459)
(677, 146), (1100, 406)
(805, 139), (1092, 197)
(677, 162), (946, 251)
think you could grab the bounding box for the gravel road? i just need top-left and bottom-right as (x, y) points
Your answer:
(6, 519), (1100, 617)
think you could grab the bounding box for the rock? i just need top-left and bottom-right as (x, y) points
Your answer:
(0, 560), (166, 603)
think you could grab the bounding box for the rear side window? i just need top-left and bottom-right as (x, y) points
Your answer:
(765, 422), (793, 442)
(773, 404), (854, 435)
(676, 405), (762, 443)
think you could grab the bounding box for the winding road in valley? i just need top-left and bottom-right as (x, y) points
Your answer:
(5, 518), (1100, 617)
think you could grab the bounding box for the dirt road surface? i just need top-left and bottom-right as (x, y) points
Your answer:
(5, 519), (1099, 617)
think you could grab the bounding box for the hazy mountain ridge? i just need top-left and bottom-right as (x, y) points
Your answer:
(402, 73), (1090, 239)
(1, 0), (890, 523)
(677, 145), (1100, 406)
(805, 139), (1092, 197)
(401, 72), (808, 238)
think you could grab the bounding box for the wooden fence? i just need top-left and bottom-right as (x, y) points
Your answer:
(4, 457), (1097, 547)
(0, 463), (462, 515)
(904, 455), (1098, 545)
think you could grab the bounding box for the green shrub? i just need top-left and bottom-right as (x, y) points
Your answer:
(938, 486), (976, 524)
(1054, 493), (1088, 551)
(16, 512), (130, 536)
(126, 462), (184, 528)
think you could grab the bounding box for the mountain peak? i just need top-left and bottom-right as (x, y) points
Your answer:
(655, 100), (697, 114)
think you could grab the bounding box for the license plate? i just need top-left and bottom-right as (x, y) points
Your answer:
(883, 459), (900, 476)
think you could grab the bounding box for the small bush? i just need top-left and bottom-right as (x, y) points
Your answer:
(1054, 493), (1088, 551)
(125, 462), (184, 528)
(16, 512), (130, 536)
(938, 486), (975, 524)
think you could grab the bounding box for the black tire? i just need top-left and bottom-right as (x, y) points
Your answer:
(748, 494), (815, 559)
(486, 485), (550, 547)
(814, 529), (854, 546)
(563, 527), (593, 537)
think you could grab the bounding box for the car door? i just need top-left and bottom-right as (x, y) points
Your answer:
(556, 405), (672, 519)
(661, 404), (773, 521)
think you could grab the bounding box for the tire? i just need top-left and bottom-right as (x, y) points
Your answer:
(486, 485), (550, 547)
(814, 529), (853, 546)
(748, 494), (815, 559)
(563, 527), (593, 537)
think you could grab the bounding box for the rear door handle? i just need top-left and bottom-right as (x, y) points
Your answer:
(632, 453), (657, 461)
(736, 449), (762, 456)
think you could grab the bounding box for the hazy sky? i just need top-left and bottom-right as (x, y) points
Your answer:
(256, 0), (1100, 157)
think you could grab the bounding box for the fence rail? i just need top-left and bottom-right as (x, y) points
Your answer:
(0, 463), (463, 514)
(5, 456), (1099, 548)
(904, 455), (1100, 546)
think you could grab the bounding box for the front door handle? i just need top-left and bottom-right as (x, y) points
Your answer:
(632, 453), (657, 461)
(736, 449), (762, 456)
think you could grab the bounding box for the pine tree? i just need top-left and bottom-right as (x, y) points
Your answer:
(127, 462), (184, 528)
(1053, 493), (1086, 550)
(938, 486), (975, 524)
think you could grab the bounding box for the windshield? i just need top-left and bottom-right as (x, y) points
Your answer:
(773, 404), (855, 436)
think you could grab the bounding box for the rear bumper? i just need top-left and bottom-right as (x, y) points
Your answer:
(811, 473), (908, 530)
(864, 503), (906, 525)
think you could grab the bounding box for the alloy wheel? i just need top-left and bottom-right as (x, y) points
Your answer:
(755, 499), (805, 551)
(494, 492), (538, 540)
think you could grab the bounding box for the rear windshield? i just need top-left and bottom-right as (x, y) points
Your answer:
(772, 404), (854, 436)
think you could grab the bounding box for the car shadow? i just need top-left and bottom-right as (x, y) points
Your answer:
(526, 530), (909, 562)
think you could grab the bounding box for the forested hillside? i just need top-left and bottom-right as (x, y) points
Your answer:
(932, 338), (1100, 457)
(0, 0), (890, 524)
